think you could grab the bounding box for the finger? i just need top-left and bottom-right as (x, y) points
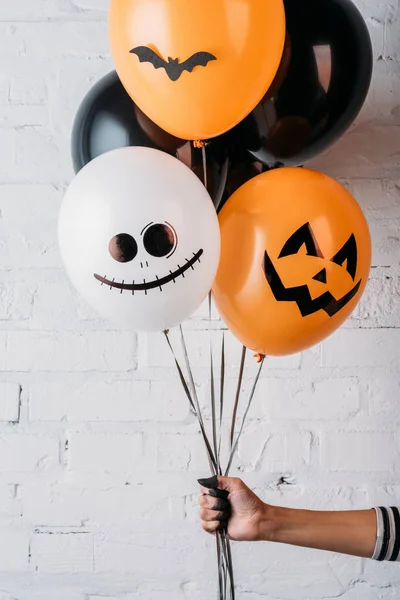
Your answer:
(198, 476), (230, 500)
(202, 519), (220, 534)
(217, 520), (229, 531)
(198, 494), (230, 512)
(198, 486), (230, 503)
(208, 487), (230, 501)
(199, 507), (230, 522)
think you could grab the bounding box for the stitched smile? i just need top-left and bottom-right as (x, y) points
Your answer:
(94, 249), (203, 293)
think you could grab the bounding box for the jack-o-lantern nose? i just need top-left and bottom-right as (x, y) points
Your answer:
(312, 268), (327, 284)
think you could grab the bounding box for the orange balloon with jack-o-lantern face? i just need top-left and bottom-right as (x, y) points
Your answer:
(213, 168), (371, 356)
(109, 0), (286, 141)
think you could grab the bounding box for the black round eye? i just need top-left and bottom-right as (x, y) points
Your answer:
(143, 223), (177, 258)
(109, 233), (138, 263)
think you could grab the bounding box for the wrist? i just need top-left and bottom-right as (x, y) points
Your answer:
(255, 503), (282, 542)
(257, 505), (301, 543)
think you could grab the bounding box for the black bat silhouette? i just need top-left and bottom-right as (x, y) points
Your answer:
(130, 46), (217, 82)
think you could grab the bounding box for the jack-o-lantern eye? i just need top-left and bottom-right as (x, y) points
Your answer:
(278, 223), (324, 259)
(331, 234), (357, 281)
(109, 233), (138, 263)
(142, 222), (177, 258)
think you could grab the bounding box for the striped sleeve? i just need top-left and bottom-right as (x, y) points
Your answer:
(372, 507), (400, 562)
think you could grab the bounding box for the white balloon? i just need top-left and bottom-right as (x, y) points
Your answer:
(59, 147), (220, 331)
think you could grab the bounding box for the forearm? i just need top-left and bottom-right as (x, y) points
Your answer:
(263, 505), (376, 559)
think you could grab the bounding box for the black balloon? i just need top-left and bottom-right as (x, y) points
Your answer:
(71, 71), (228, 204)
(215, 151), (264, 212)
(229, 0), (373, 166)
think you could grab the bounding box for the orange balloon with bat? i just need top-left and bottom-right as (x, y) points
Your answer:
(109, 0), (286, 141)
(213, 168), (371, 356)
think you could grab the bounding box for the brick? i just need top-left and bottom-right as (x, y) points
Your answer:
(83, 486), (182, 526)
(54, 58), (112, 132)
(0, 1), (107, 20)
(0, 531), (29, 571)
(310, 125), (400, 179)
(369, 218), (400, 267)
(0, 129), (15, 171)
(0, 484), (20, 518)
(0, 383), (21, 422)
(0, 435), (59, 472)
(0, 184), (60, 269)
(322, 432), (394, 471)
(68, 433), (143, 473)
(357, 275), (400, 327)
(365, 64), (400, 126)
(30, 379), (189, 422)
(23, 484), (85, 528)
(30, 380), (146, 422)
(237, 427), (312, 473)
(15, 22), (109, 58)
(256, 377), (360, 420)
(23, 482), (182, 528)
(8, 58), (51, 105)
(157, 433), (207, 472)
(94, 535), (167, 575)
(368, 376), (400, 415)
(22, 594), (85, 600)
(31, 532), (93, 574)
(368, 485), (400, 507)
(6, 331), (136, 372)
(0, 279), (34, 321)
(15, 127), (71, 184)
(321, 329), (400, 368)
(30, 279), (98, 330)
(0, 333), (7, 366)
(340, 179), (388, 210)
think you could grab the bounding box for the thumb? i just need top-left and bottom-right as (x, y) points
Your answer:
(217, 475), (244, 493)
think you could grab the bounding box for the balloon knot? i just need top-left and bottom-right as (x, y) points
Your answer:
(253, 353), (265, 364)
(193, 140), (205, 149)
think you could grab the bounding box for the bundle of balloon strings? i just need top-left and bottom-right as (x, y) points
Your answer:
(164, 298), (265, 600)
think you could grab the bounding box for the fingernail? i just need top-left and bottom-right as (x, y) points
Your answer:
(197, 475), (219, 489)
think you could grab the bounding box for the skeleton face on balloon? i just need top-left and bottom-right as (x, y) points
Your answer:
(94, 223), (203, 295)
(58, 148), (220, 332)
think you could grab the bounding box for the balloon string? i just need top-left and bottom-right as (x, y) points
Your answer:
(225, 355), (265, 476)
(178, 324), (218, 473)
(201, 144), (208, 191)
(208, 298), (233, 598)
(217, 331), (225, 468)
(225, 533), (236, 600)
(216, 532), (225, 600)
(164, 328), (228, 597)
(164, 330), (217, 474)
(230, 346), (247, 448)
(209, 294), (220, 474)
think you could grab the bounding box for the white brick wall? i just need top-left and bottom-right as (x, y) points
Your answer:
(0, 0), (399, 598)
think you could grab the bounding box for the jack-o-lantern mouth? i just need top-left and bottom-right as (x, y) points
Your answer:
(94, 249), (203, 294)
(263, 250), (362, 317)
(130, 46), (217, 82)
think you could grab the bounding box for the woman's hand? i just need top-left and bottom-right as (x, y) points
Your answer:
(198, 475), (271, 542)
(198, 475), (377, 558)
